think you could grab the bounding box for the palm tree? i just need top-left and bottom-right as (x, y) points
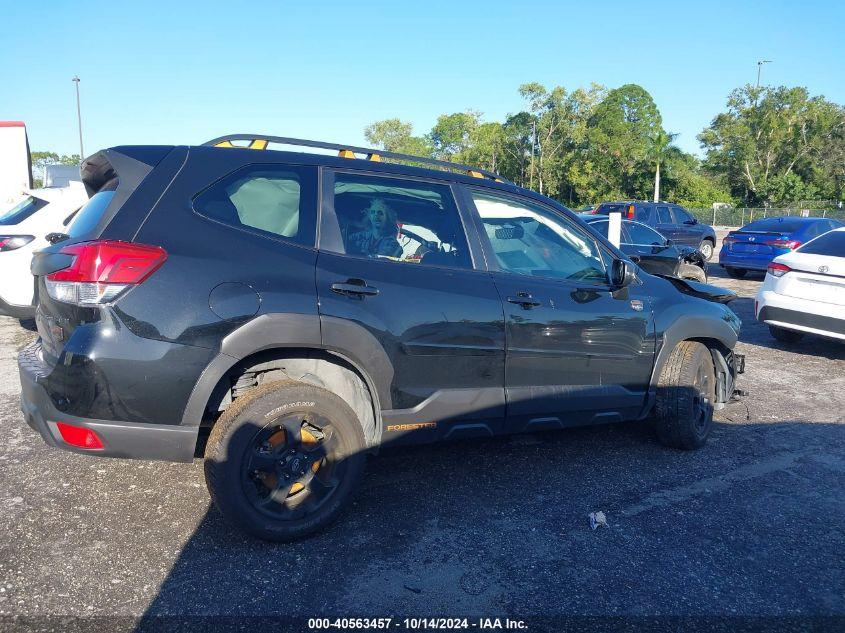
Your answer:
(650, 130), (678, 202)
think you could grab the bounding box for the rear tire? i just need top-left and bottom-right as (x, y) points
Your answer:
(204, 381), (366, 541)
(699, 239), (715, 260)
(769, 325), (804, 344)
(652, 341), (716, 450)
(677, 263), (707, 283)
(725, 267), (746, 278)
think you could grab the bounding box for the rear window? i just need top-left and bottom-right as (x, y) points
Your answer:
(596, 203), (648, 221)
(0, 196), (48, 225)
(193, 165), (317, 247)
(67, 191), (116, 238)
(596, 203), (626, 214)
(798, 231), (845, 256)
(742, 217), (808, 233)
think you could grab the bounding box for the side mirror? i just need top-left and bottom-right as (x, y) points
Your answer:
(684, 218), (698, 225)
(664, 238), (673, 246)
(611, 259), (637, 288)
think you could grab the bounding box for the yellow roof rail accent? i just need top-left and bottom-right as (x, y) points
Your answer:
(214, 139), (268, 150)
(203, 135), (512, 184)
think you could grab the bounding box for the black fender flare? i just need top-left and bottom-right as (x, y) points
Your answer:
(650, 313), (738, 389)
(180, 314), (391, 435)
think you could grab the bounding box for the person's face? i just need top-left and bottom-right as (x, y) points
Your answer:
(367, 203), (390, 232)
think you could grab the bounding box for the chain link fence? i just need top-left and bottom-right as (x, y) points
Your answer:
(689, 206), (845, 227)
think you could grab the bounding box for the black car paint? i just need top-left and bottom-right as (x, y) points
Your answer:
(21, 145), (741, 461)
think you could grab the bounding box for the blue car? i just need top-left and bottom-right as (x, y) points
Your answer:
(719, 216), (844, 278)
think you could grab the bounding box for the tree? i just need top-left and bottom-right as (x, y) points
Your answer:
(699, 85), (845, 205)
(648, 130), (678, 202)
(585, 84), (663, 200)
(30, 151), (81, 188)
(429, 111), (480, 160)
(363, 118), (434, 165)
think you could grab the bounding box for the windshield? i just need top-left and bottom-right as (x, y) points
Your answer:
(0, 196), (48, 225)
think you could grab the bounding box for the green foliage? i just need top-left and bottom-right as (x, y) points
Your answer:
(363, 119), (433, 157)
(365, 82), (843, 209)
(30, 151), (81, 189)
(699, 85), (845, 205)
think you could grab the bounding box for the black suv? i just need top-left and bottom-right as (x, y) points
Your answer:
(594, 201), (718, 260)
(19, 136), (743, 541)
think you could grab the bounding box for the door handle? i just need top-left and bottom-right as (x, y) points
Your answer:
(331, 280), (379, 297)
(507, 294), (542, 309)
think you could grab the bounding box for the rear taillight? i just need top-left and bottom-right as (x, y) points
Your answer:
(0, 235), (35, 251)
(765, 239), (801, 250)
(56, 422), (104, 450)
(767, 262), (791, 277)
(722, 234), (737, 244)
(45, 240), (167, 306)
(627, 205), (635, 219)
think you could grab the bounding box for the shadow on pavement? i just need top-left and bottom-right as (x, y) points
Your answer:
(135, 415), (845, 625)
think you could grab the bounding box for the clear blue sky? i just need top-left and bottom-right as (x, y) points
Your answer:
(3, 0), (843, 158)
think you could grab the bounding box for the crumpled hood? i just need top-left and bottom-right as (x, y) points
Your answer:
(656, 274), (737, 304)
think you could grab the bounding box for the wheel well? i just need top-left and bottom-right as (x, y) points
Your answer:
(199, 348), (379, 448)
(687, 337), (735, 404)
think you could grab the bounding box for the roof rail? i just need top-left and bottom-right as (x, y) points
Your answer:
(202, 134), (510, 183)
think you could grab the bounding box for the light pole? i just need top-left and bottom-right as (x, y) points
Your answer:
(72, 76), (84, 161)
(756, 60), (772, 87)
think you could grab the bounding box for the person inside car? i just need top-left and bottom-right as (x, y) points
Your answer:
(347, 199), (403, 258)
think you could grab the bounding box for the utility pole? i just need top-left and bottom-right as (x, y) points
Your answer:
(756, 60), (772, 87)
(72, 76), (84, 162)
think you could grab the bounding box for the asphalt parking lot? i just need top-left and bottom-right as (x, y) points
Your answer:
(1, 234), (844, 626)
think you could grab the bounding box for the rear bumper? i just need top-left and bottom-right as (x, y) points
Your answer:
(718, 251), (771, 271)
(0, 296), (34, 319)
(757, 303), (845, 341)
(19, 341), (198, 462)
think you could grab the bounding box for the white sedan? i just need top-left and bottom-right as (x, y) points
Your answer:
(0, 183), (88, 318)
(756, 227), (845, 343)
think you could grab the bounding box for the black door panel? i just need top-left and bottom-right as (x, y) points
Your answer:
(316, 171), (506, 438)
(467, 188), (656, 428)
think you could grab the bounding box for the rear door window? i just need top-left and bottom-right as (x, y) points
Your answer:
(193, 165), (317, 247)
(323, 172), (472, 269)
(656, 206), (673, 224)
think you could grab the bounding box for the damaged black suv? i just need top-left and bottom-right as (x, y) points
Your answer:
(19, 135), (744, 541)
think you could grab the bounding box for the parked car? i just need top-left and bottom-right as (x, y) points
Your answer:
(0, 184), (88, 318)
(581, 214), (708, 282)
(720, 216), (844, 278)
(756, 227), (845, 343)
(19, 136), (744, 541)
(593, 201), (718, 260)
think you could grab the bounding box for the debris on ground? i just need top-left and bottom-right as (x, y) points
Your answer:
(588, 511), (608, 530)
